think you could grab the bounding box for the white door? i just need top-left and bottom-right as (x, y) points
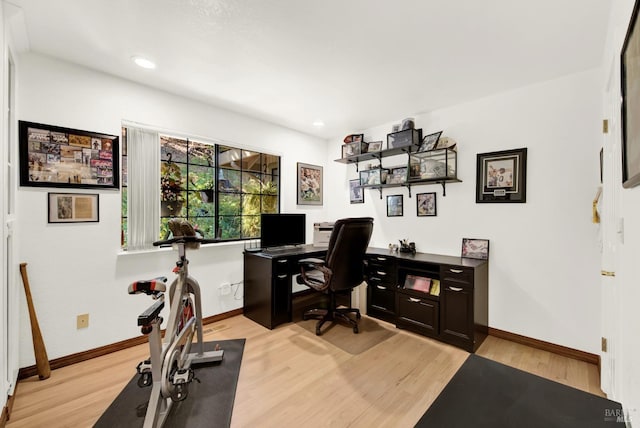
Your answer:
(600, 55), (623, 400)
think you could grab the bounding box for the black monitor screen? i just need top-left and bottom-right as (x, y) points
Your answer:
(261, 213), (306, 248)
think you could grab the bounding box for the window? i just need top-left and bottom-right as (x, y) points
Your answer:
(120, 127), (280, 249)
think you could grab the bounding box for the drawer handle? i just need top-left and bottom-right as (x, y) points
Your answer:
(449, 269), (463, 274)
(408, 297), (420, 302)
(277, 259), (288, 264)
(376, 257), (387, 261)
(376, 285), (387, 290)
(277, 274), (287, 279)
(448, 286), (463, 292)
(376, 271), (387, 276)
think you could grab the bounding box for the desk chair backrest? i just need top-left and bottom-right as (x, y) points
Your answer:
(325, 217), (373, 292)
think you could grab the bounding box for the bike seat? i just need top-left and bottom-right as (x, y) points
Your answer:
(128, 277), (168, 295)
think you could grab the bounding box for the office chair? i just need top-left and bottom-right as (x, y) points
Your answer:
(297, 217), (373, 335)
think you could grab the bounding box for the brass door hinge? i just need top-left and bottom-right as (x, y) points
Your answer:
(602, 337), (608, 352)
(603, 119), (609, 134)
(601, 270), (615, 277)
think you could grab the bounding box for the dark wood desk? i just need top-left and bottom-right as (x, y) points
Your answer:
(243, 245), (489, 352)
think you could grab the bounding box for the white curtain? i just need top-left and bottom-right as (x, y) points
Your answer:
(127, 127), (160, 250)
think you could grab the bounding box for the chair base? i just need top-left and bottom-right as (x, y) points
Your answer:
(303, 307), (361, 335)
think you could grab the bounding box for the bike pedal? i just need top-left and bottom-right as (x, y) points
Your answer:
(172, 368), (194, 385)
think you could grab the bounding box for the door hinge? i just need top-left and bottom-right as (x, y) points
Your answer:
(602, 337), (608, 352)
(601, 270), (615, 277)
(603, 119), (609, 133)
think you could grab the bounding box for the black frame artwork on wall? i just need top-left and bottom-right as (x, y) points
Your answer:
(476, 148), (527, 203)
(19, 121), (119, 190)
(621, 0), (640, 188)
(386, 194), (403, 217)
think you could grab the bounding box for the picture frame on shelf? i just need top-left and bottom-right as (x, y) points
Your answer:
(386, 194), (403, 217)
(343, 134), (364, 144)
(621, 0), (640, 188)
(417, 131), (442, 152)
(416, 192), (437, 216)
(19, 121), (119, 190)
(387, 166), (408, 184)
(476, 147), (527, 203)
(387, 128), (421, 149)
(366, 141), (383, 152)
(359, 168), (388, 186)
(349, 179), (364, 204)
(297, 162), (323, 205)
(342, 141), (365, 157)
(48, 192), (99, 223)
(461, 238), (490, 260)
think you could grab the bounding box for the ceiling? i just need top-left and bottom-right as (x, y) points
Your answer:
(8, 0), (612, 140)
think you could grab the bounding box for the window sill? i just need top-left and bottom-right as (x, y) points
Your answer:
(117, 240), (245, 256)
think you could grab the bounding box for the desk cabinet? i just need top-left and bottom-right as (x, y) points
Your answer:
(364, 249), (488, 353)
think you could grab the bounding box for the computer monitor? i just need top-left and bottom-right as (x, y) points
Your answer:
(260, 213), (306, 248)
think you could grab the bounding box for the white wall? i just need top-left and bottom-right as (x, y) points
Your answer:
(15, 52), (329, 365)
(327, 69), (603, 354)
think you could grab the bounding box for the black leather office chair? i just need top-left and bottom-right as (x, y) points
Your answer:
(297, 217), (373, 335)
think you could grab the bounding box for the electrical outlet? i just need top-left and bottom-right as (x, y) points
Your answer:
(77, 314), (89, 329)
(220, 283), (231, 296)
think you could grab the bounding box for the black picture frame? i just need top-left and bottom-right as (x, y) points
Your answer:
(48, 192), (99, 223)
(349, 179), (364, 204)
(476, 148), (527, 203)
(417, 131), (442, 152)
(461, 238), (489, 260)
(386, 194), (403, 217)
(416, 192), (437, 216)
(19, 121), (119, 190)
(621, 0), (640, 188)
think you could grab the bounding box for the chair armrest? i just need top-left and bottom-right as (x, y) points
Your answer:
(298, 257), (325, 266)
(298, 258), (331, 291)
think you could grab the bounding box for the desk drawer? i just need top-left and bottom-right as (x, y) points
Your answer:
(396, 291), (439, 337)
(440, 265), (474, 285)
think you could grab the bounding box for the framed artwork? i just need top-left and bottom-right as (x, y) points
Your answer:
(297, 162), (323, 205)
(621, 0), (640, 188)
(386, 194), (403, 217)
(342, 141), (365, 157)
(387, 166), (408, 184)
(48, 193), (99, 223)
(416, 192), (437, 216)
(461, 238), (490, 260)
(349, 179), (364, 204)
(366, 141), (383, 152)
(417, 131), (442, 152)
(476, 148), (527, 203)
(19, 121), (119, 189)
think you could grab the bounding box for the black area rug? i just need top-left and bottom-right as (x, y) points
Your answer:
(94, 339), (244, 428)
(415, 354), (624, 428)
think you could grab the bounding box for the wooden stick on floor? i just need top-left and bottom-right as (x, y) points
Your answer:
(19, 262), (51, 380)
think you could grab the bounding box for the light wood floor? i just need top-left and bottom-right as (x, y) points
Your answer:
(7, 315), (603, 427)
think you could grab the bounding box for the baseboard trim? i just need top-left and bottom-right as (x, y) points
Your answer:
(17, 308), (243, 380)
(488, 327), (600, 367)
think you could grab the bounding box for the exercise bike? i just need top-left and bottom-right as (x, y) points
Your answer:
(128, 220), (223, 428)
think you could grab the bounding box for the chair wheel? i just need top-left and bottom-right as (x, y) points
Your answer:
(315, 327), (321, 335)
(353, 326), (359, 334)
(356, 312), (361, 319)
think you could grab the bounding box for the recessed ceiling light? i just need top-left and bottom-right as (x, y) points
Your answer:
(312, 120), (325, 127)
(132, 56), (156, 69)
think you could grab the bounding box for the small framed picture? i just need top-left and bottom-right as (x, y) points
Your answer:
(461, 238), (489, 260)
(349, 179), (364, 204)
(417, 131), (442, 152)
(297, 162), (323, 205)
(387, 166), (408, 184)
(366, 141), (383, 152)
(476, 148), (527, 203)
(48, 193), (99, 223)
(387, 194), (403, 217)
(416, 192), (437, 216)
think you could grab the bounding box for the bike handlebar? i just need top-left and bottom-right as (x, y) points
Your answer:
(153, 235), (218, 247)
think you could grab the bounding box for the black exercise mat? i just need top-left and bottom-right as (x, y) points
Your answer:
(94, 339), (245, 428)
(415, 354), (624, 428)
